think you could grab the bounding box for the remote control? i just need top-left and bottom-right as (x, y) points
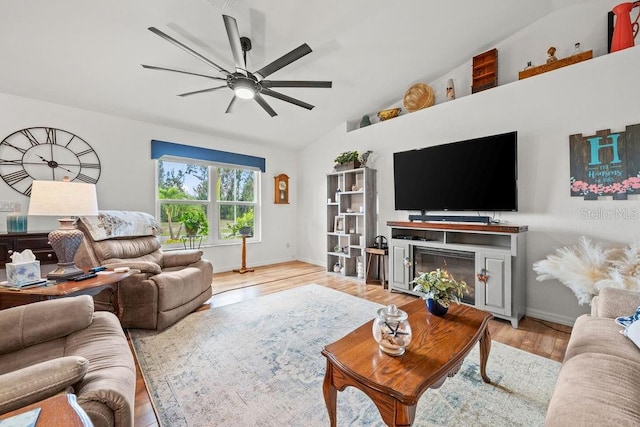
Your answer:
(89, 266), (107, 273)
(72, 273), (97, 281)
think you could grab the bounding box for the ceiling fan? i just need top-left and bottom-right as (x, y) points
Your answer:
(142, 14), (332, 117)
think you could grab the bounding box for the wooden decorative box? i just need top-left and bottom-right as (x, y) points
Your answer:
(518, 50), (593, 80)
(472, 48), (498, 93)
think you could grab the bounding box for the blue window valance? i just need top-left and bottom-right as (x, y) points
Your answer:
(151, 140), (266, 172)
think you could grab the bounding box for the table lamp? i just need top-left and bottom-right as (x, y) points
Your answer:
(27, 177), (98, 280)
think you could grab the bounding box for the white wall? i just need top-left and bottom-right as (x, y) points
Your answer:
(297, 0), (640, 325)
(0, 94), (298, 272)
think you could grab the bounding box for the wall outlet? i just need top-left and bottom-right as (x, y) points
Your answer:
(0, 201), (19, 212)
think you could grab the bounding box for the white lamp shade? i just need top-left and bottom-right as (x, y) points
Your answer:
(28, 180), (99, 217)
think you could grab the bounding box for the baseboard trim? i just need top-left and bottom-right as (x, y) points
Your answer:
(295, 256), (323, 267)
(525, 307), (578, 327)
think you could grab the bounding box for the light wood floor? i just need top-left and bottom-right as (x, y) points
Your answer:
(132, 260), (572, 427)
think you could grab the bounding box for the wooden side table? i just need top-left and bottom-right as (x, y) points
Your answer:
(0, 270), (132, 318)
(365, 247), (388, 288)
(0, 393), (92, 426)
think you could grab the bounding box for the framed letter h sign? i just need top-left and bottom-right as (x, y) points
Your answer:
(569, 123), (640, 200)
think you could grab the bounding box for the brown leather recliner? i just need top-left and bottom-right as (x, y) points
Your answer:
(0, 296), (135, 427)
(74, 211), (213, 330)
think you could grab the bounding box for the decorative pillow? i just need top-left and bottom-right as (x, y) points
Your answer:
(79, 210), (161, 241)
(616, 306), (640, 350)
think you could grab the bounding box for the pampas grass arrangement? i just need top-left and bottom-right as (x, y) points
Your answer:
(533, 237), (640, 305)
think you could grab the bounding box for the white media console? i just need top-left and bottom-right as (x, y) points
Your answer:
(387, 221), (528, 328)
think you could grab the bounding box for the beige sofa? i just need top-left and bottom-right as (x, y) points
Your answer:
(74, 211), (214, 330)
(545, 287), (640, 426)
(0, 296), (135, 427)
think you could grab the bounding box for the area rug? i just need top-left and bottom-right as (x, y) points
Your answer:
(130, 284), (560, 426)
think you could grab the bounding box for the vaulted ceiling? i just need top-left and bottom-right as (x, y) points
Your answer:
(0, 0), (592, 150)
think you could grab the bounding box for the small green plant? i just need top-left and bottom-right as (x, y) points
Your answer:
(334, 151), (359, 165)
(411, 268), (466, 308)
(179, 208), (209, 236)
(227, 211), (254, 237)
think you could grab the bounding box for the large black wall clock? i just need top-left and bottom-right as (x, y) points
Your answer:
(0, 127), (101, 196)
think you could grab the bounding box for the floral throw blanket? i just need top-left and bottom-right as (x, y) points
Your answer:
(79, 210), (162, 241)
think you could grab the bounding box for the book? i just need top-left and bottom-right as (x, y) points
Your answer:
(0, 407), (40, 427)
(0, 279), (51, 290)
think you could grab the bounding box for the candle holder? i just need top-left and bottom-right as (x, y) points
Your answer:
(6, 213), (28, 233)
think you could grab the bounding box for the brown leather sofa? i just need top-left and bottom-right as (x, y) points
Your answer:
(545, 287), (640, 426)
(0, 296), (135, 427)
(74, 211), (213, 330)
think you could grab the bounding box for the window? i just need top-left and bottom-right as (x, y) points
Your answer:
(156, 158), (259, 246)
(216, 167), (257, 239)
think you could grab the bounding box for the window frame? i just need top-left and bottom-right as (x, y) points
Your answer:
(155, 156), (261, 248)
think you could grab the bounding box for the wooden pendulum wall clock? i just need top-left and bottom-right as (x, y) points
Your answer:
(274, 174), (289, 204)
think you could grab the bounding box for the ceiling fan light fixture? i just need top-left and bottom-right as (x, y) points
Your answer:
(232, 78), (257, 99)
(235, 87), (255, 99)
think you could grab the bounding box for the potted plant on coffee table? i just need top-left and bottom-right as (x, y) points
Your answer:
(411, 268), (466, 316)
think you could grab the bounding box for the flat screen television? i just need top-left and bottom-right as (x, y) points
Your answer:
(393, 131), (518, 212)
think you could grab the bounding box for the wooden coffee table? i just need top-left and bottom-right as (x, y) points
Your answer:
(0, 270), (132, 318)
(321, 299), (493, 427)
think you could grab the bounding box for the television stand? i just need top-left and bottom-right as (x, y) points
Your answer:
(387, 220), (527, 328)
(408, 214), (491, 224)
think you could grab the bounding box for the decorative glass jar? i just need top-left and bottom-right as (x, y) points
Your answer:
(372, 304), (412, 356)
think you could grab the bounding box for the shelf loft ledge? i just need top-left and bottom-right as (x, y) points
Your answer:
(518, 50), (592, 80)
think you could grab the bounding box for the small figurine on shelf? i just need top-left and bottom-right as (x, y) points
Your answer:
(446, 79), (456, 101)
(359, 150), (373, 167)
(546, 46), (558, 63)
(524, 61), (534, 70)
(572, 42), (583, 56)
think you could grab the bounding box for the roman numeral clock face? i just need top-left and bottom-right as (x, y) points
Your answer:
(0, 127), (101, 196)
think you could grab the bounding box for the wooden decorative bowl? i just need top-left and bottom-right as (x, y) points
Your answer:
(403, 83), (435, 112)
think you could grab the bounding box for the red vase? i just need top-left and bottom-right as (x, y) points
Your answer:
(611, 2), (640, 52)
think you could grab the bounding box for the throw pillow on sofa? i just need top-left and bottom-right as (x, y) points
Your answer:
(616, 305), (640, 350)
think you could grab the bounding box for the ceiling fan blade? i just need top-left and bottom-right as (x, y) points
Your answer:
(225, 96), (237, 114)
(177, 85), (228, 97)
(255, 44), (312, 80)
(254, 93), (277, 117)
(222, 15), (247, 76)
(141, 64), (227, 81)
(261, 80), (332, 88)
(148, 27), (231, 76)
(261, 88), (314, 110)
